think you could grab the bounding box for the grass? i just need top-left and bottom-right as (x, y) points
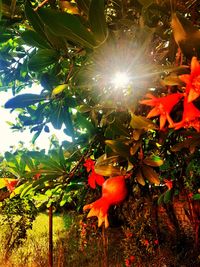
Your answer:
(0, 212), (73, 267)
(0, 211), (123, 267)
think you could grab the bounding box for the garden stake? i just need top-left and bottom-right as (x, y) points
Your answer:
(49, 205), (53, 267)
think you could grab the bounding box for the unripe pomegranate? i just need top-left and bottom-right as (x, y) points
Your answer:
(83, 176), (127, 228)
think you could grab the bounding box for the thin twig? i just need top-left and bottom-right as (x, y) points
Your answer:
(34, 0), (49, 12)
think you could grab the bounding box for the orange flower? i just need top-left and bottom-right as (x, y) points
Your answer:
(173, 97), (200, 131)
(88, 170), (105, 189)
(140, 93), (183, 129)
(83, 176), (128, 228)
(179, 57), (200, 102)
(164, 179), (173, 190)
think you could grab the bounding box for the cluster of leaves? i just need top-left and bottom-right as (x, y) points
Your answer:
(0, 0), (200, 239)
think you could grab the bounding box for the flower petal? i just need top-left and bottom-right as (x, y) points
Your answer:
(88, 172), (96, 189)
(179, 74), (190, 84)
(147, 107), (161, 118)
(191, 57), (200, 74)
(188, 88), (200, 102)
(159, 114), (167, 130)
(95, 173), (105, 186)
(83, 197), (110, 228)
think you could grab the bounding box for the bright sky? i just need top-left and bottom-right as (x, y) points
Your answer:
(0, 84), (70, 154)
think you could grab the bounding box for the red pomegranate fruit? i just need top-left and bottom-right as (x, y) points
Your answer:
(83, 176), (128, 228)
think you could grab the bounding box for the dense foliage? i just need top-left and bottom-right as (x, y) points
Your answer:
(0, 0), (200, 265)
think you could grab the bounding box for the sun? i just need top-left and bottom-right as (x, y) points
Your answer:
(111, 71), (130, 88)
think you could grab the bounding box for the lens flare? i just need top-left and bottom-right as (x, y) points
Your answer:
(111, 71), (130, 88)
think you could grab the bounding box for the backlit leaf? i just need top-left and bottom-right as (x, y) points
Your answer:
(89, 0), (108, 44)
(130, 114), (158, 130)
(94, 165), (126, 177)
(141, 165), (160, 185)
(143, 155), (163, 167)
(52, 84), (68, 96)
(136, 170), (145, 186)
(105, 140), (130, 158)
(38, 8), (96, 48)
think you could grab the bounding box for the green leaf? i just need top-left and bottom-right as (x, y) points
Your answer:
(94, 165), (125, 177)
(96, 155), (120, 166)
(160, 75), (183, 86)
(157, 193), (164, 205)
(63, 108), (74, 139)
(136, 170), (145, 186)
(110, 119), (130, 137)
(25, 2), (47, 40)
(130, 114), (158, 130)
(32, 130), (42, 144)
(28, 49), (58, 71)
(0, 0), (2, 21)
(89, 0), (108, 44)
(164, 189), (172, 204)
(141, 165), (160, 185)
(105, 140), (130, 158)
(76, 0), (90, 15)
(193, 194), (200, 200)
(20, 176), (53, 197)
(143, 155), (163, 167)
(50, 104), (64, 130)
(76, 113), (95, 134)
(21, 154), (35, 171)
(21, 30), (51, 49)
(5, 94), (46, 108)
(60, 192), (70, 206)
(38, 8), (97, 49)
(130, 141), (141, 156)
(10, 183), (28, 198)
(171, 13), (200, 58)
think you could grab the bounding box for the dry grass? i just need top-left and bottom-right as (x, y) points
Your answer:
(0, 212), (123, 267)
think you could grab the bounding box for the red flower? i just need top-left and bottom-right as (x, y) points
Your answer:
(88, 170), (105, 189)
(124, 230), (133, 238)
(125, 259), (131, 267)
(173, 97), (200, 131)
(144, 239), (149, 246)
(164, 179), (173, 190)
(83, 176), (128, 228)
(33, 173), (41, 180)
(188, 192), (193, 199)
(179, 57), (200, 102)
(84, 158), (95, 172)
(140, 93), (183, 129)
(154, 239), (159, 245)
(129, 255), (135, 262)
(4, 179), (18, 192)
